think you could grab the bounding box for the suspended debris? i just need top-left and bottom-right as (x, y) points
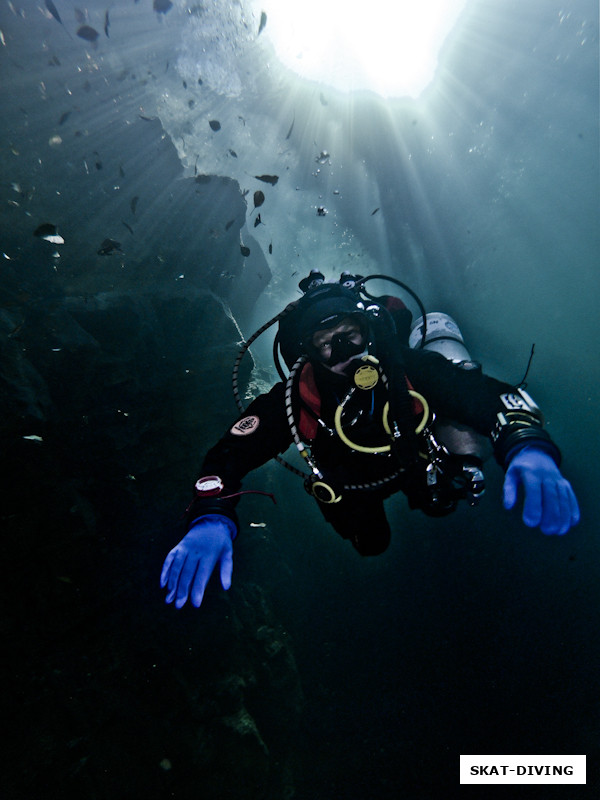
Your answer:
(154, 0), (173, 13)
(254, 174), (278, 185)
(286, 114), (295, 140)
(371, 207), (380, 215)
(253, 214), (262, 228)
(258, 11), (267, 35)
(104, 10), (110, 38)
(209, 119), (221, 132)
(252, 190), (265, 211)
(33, 223), (64, 244)
(240, 245), (250, 257)
(77, 25), (99, 43)
(130, 196), (139, 214)
(45, 0), (72, 38)
(97, 238), (121, 255)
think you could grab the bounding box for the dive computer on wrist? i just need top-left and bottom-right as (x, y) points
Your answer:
(194, 475), (224, 497)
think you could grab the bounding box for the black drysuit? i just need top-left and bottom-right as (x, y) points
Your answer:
(185, 343), (560, 556)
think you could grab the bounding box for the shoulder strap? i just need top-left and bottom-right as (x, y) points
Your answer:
(298, 362), (321, 441)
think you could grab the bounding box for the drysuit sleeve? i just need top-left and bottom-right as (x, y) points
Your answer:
(401, 347), (561, 469)
(185, 382), (292, 531)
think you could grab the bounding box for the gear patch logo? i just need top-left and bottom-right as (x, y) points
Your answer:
(231, 415), (260, 436)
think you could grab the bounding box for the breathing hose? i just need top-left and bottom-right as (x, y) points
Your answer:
(333, 389), (429, 454)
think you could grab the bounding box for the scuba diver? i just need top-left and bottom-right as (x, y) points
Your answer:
(161, 271), (580, 609)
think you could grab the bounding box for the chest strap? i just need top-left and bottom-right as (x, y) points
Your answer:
(298, 361), (424, 443)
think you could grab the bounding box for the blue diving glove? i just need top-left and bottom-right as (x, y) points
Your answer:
(160, 514), (236, 608)
(503, 447), (580, 535)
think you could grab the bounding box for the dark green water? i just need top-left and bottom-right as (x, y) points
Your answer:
(1, 1), (598, 797)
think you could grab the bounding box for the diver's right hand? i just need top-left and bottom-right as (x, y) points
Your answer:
(160, 515), (235, 609)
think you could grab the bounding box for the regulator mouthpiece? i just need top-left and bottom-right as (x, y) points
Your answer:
(327, 333), (365, 367)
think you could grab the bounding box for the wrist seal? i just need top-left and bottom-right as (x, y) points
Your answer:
(186, 475), (239, 533)
(492, 388), (561, 468)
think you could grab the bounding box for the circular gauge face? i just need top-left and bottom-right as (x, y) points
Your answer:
(195, 476), (224, 495)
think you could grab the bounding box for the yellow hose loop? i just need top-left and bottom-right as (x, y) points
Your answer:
(383, 390), (429, 435)
(334, 402), (390, 454)
(334, 390), (430, 454)
(310, 481), (342, 504)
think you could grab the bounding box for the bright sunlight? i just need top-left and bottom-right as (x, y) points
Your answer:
(254, 0), (469, 98)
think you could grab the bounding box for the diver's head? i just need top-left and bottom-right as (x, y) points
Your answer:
(309, 315), (367, 373)
(295, 282), (369, 371)
(278, 277), (372, 371)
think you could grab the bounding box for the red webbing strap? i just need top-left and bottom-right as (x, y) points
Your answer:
(298, 362), (321, 441)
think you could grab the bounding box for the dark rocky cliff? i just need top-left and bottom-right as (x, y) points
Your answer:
(1, 114), (301, 799)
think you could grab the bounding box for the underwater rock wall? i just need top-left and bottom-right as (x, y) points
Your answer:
(1, 268), (298, 800)
(1, 16), (289, 792)
(2, 105), (269, 303)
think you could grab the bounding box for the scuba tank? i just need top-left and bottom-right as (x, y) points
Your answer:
(408, 312), (490, 513)
(409, 312), (491, 459)
(409, 312), (473, 364)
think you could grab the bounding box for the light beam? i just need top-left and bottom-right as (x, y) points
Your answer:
(254, 0), (468, 98)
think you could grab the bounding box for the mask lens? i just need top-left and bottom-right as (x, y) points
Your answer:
(328, 332), (364, 366)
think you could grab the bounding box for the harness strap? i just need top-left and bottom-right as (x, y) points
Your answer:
(297, 361), (424, 444)
(298, 362), (321, 440)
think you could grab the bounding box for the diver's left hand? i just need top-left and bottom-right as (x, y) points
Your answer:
(503, 446), (580, 535)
